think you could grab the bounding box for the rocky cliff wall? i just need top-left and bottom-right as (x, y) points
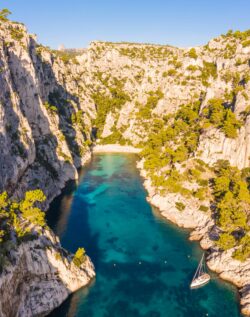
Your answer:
(0, 226), (95, 317)
(1, 20), (250, 205)
(0, 16), (250, 317)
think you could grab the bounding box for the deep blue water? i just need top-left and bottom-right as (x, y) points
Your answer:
(47, 154), (241, 317)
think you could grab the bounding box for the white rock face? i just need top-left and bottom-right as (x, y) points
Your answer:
(197, 118), (250, 169)
(101, 112), (116, 137)
(0, 21), (96, 209)
(142, 177), (212, 230)
(0, 227), (95, 317)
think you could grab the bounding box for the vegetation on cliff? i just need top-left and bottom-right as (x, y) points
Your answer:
(1, 11), (250, 264)
(136, 95), (248, 259)
(0, 190), (47, 271)
(213, 161), (250, 260)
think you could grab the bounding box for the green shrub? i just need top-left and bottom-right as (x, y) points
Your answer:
(167, 69), (177, 76)
(175, 202), (185, 211)
(212, 160), (250, 234)
(216, 232), (236, 250)
(52, 50), (81, 64)
(100, 129), (127, 145)
(186, 65), (198, 71)
(0, 189), (47, 255)
(92, 81), (130, 137)
(233, 235), (250, 261)
(202, 98), (241, 138)
(199, 205), (209, 212)
(0, 8), (11, 21)
(187, 48), (198, 59)
(19, 190), (46, 227)
(73, 247), (86, 267)
(200, 61), (217, 85)
(136, 89), (163, 120)
(44, 101), (58, 113)
(10, 27), (24, 41)
(242, 40), (250, 48)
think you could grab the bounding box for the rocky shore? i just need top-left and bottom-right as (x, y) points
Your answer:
(136, 159), (250, 316)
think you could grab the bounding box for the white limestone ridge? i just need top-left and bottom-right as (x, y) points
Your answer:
(0, 16), (250, 316)
(0, 225), (95, 317)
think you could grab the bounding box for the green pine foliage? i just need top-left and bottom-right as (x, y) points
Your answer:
(73, 247), (86, 267)
(216, 232), (236, 250)
(100, 129), (127, 145)
(187, 48), (198, 59)
(136, 89), (164, 120)
(212, 160), (250, 256)
(44, 101), (58, 113)
(141, 100), (201, 173)
(9, 27), (24, 41)
(201, 98), (242, 138)
(0, 190), (47, 271)
(0, 8), (11, 21)
(92, 78), (130, 137)
(175, 202), (185, 211)
(200, 61), (217, 86)
(19, 190), (46, 226)
(233, 235), (250, 261)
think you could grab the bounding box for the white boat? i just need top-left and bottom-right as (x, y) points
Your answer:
(190, 253), (210, 289)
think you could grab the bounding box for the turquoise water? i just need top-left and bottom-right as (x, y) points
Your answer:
(47, 154), (241, 317)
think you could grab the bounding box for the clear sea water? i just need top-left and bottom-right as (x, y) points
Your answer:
(47, 153), (241, 317)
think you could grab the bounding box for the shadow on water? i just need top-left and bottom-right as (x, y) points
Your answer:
(46, 158), (104, 269)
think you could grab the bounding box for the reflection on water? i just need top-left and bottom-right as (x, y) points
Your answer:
(47, 154), (242, 317)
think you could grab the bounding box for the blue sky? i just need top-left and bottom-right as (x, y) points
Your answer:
(1, 0), (250, 49)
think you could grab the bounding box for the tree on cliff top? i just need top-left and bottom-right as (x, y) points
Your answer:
(0, 9), (11, 21)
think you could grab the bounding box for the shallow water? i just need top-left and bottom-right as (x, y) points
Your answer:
(47, 154), (241, 317)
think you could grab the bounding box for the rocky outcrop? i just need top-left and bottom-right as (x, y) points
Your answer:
(197, 116), (250, 169)
(0, 227), (95, 317)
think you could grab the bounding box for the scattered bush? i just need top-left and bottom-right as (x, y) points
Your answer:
(73, 247), (86, 267)
(175, 202), (185, 211)
(188, 48), (198, 59)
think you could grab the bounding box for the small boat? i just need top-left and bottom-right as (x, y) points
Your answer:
(190, 253), (210, 289)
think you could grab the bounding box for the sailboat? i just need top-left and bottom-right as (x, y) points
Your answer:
(190, 253), (210, 289)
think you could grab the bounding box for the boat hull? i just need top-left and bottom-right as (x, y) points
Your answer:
(190, 274), (211, 289)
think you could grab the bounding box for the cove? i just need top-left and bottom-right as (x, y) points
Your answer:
(47, 154), (241, 317)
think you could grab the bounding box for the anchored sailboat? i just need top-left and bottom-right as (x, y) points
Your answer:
(190, 253), (210, 289)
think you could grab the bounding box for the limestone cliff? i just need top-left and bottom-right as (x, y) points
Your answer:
(0, 226), (95, 317)
(0, 19), (96, 317)
(1, 20), (249, 204)
(0, 20), (95, 209)
(0, 15), (250, 317)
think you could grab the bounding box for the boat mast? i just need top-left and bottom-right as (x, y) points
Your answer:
(192, 253), (204, 281)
